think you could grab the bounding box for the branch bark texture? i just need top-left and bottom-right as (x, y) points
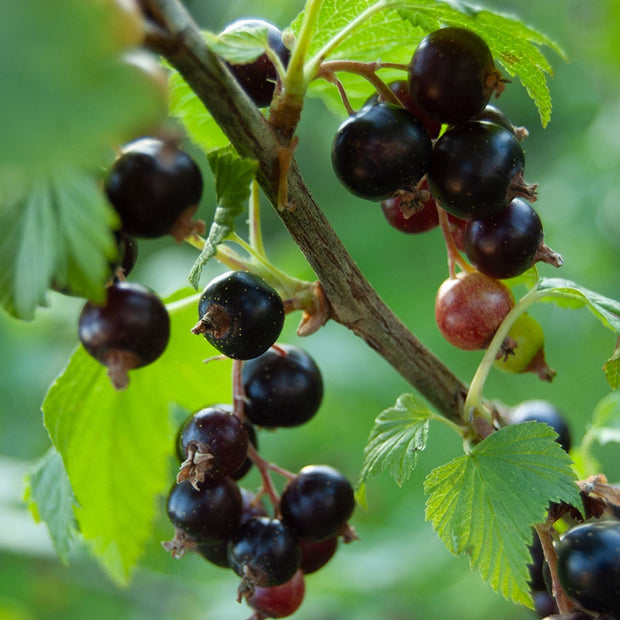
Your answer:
(145, 0), (468, 425)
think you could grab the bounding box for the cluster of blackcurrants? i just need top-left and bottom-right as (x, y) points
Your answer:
(331, 27), (562, 380)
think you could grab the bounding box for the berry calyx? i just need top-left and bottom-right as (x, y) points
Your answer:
(380, 179), (439, 234)
(509, 400), (572, 453)
(408, 27), (505, 125)
(331, 102), (432, 201)
(434, 271), (514, 351)
(242, 344), (323, 428)
(192, 271), (285, 360)
(246, 570), (305, 618)
(280, 465), (355, 542)
(78, 281), (170, 389)
(222, 19), (291, 108)
(105, 137), (204, 241)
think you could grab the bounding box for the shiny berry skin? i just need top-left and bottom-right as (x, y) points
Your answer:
(299, 536), (339, 574)
(463, 198), (544, 279)
(193, 271), (285, 360)
(231, 419), (258, 480)
(556, 520), (620, 614)
(510, 400), (571, 453)
(331, 102), (432, 201)
(227, 517), (302, 587)
(247, 570), (306, 618)
(380, 180), (439, 234)
(222, 19), (290, 108)
(105, 137), (203, 239)
(428, 121), (536, 220)
(78, 281), (170, 389)
(434, 272), (514, 351)
(408, 27), (504, 125)
(178, 406), (249, 479)
(166, 477), (242, 544)
(280, 465), (355, 542)
(242, 344), (323, 428)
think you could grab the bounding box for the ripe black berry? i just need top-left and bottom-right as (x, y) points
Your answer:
(280, 465), (355, 542)
(408, 27), (504, 125)
(222, 19), (290, 108)
(463, 198), (544, 279)
(434, 272), (514, 351)
(78, 281), (170, 389)
(231, 419), (258, 480)
(242, 344), (323, 428)
(227, 516), (302, 587)
(166, 477), (242, 544)
(510, 400), (571, 453)
(105, 137), (203, 240)
(331, 102), (432, 201)
(380, 179), (439, 234)
(192, 271), (285, 360)
(556, 520), (620, 614)
(428, 121), (537, 219)
(246, 569), (305, 618)
(177, 406), (249, 484)
(299, 535), (339, 574)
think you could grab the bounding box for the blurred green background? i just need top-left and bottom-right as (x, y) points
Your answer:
(1, 1), (619, 618)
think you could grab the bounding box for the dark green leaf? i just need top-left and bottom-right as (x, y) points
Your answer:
(425, 422), (581, 607)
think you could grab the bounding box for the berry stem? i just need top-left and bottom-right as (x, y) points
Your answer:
(232, 359), (247, 421)
(437, 207), (472, 279)
(248, 179), (267, 258)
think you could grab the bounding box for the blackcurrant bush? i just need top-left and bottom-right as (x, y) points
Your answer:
(177, 406), (249, 484)
(556, 520), (620, 613)
(104, 137), (203, 240)
(434, 271), (514, 351)
(280, 465), (355, 542)
(222, 19), (290, 108)
(242, 344), (323, 428)
(510, 400), (571, 453)
(78, 281), (170, 389)
(494, 313), (556, 382)
(192, 271), (285, 360)
(463, 198), (544, 279)
(246, 569), (306, 618)
(408, 27), (505, 125)
(299, 535), (339, 574)
(166, 477), (242, 544)
(428, 121), (537, 220)
(331, 102), (432, 201)
(227, 516), (302, 587)
(380, 179), (439, 234)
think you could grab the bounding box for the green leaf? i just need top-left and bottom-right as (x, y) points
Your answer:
(604, 344), (620, 390)
(41, 290), (233, 583)
(24, 447), (79, 563)
(0, 0), (165, 172)
(424, 422), (581, 607)
(168, 69), (230, 153)
(356, 394), (432, 507)
(188, 147), (258, 289)
(0, 169), (119, 320)
(204, 26), (271, 65)
(587, 391), (620, 446)
(536, 277), (620, 334)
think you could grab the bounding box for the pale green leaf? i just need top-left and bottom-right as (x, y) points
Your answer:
(424, 422), (581, 607)
(41, 291), (233, 583)
(204, 26), (271, 64)
(356, 394), (432, 506)
(24, 447), (79, 563)
(188, 147), (258, 288)
(0, 169), (118, 320)
(588, 391), (620, 446)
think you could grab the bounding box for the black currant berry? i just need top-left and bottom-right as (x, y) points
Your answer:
(78, 281), (170, 389)
(380, 179), (439, 234)
(299, 535), (339, 574)
(331, 102), (432, 201)
(228, 516), (302, 588)
(428, 121), (537, 220)
(463, 198), (544, 279)
(475, 104), (528, 141)
(166, 477), (242, 544)
(222, 19), (291, 108)
(556, 520), (620, 614)
(408, 27), (505, 125)
(242, 344), (323, 428)
(177, 406), (249, 485)
(246, 569), (306, 618)
(280, 465), (355, 542)
(510, 400), (571, 453)
(434, 271), (514, 351)
(192, 271), (285, 360)
(105, 137), (204, 240)
(231, 419), (258, 480)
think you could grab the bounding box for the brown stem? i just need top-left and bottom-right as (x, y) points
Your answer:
(144, 0), (467, 426)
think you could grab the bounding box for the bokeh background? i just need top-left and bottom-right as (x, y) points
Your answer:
(1, 1), (619, 618)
